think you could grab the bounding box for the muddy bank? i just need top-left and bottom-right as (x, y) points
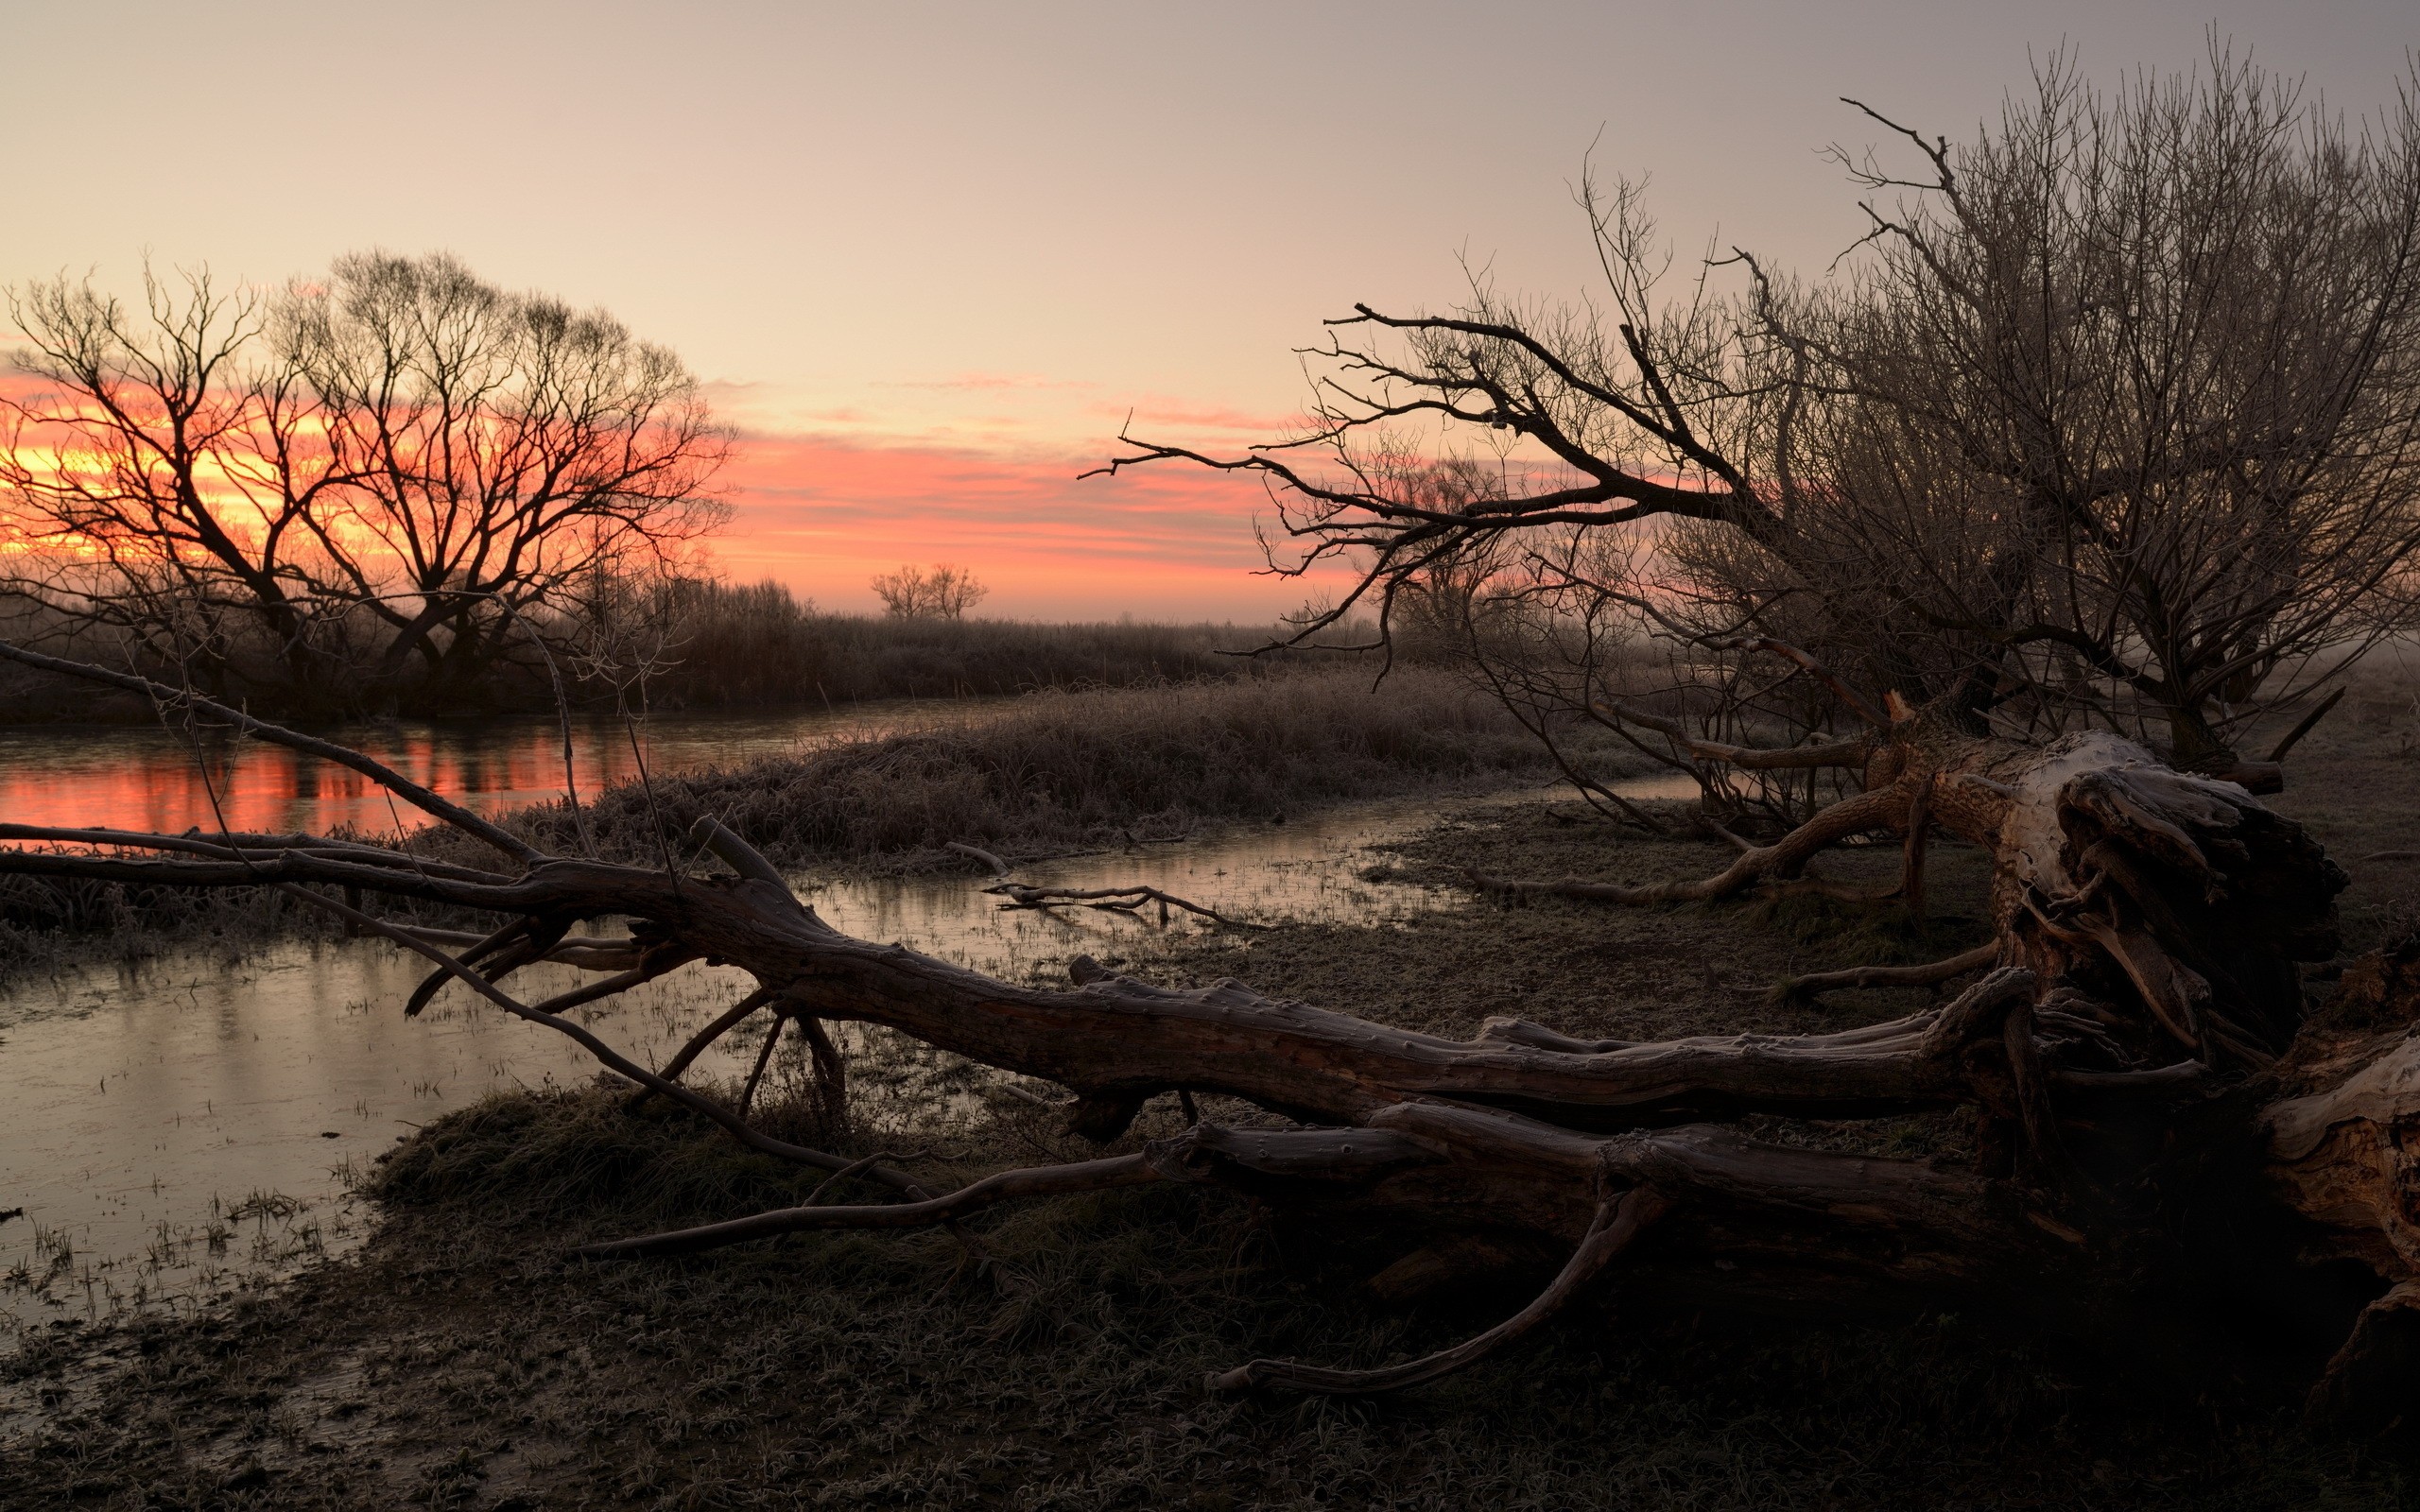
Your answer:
(7, 779), (2417, 1509)
(7, 712), (2418, 1508)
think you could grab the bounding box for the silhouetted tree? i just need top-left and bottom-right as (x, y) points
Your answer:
(871, 562), (988, 619)
(0, 254), (731, 712)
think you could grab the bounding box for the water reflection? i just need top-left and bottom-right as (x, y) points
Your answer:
(0, 702), (988, 837)
(0, 771), (1702, 1332)
(0, 946), (770, 1328)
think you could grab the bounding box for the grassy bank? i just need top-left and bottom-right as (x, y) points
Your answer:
(527, 665), (1616, 872)
(0, 666), (1625, 968)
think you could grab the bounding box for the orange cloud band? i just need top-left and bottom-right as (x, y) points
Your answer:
(712, 429), (1351, 620)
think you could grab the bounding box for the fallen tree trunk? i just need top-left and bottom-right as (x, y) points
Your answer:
(0, 642), (2409, 1421)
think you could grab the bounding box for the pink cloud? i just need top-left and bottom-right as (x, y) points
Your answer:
(710, 428), (1350, 619)
(0, 361), (1344, 621)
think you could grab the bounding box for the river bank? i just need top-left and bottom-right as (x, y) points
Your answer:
(0, 666), (1628, 971)
(7, 685), (2416, 1508)
(0, 666), (1648, 1337)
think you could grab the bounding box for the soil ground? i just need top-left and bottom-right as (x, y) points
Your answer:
(3, 709), (2418, 1511)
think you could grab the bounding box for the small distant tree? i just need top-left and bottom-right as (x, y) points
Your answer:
(871, 563), (987, 619)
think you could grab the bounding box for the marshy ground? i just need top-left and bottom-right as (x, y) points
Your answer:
(4, 679), (2419, 1510)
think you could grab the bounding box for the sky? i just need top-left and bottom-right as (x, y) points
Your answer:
(5, 1), (2415, 619)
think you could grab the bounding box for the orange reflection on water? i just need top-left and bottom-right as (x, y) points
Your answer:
(0, 707), (950, 839)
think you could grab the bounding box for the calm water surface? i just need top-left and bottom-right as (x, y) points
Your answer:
(0, 709), (1696, 1332)
(0, 701), (989, 836)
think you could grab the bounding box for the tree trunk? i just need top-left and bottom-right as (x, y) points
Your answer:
(7, 643), (2417, 1415)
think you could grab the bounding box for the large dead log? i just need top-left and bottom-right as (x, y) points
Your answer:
(1, 641), (2412, 1420)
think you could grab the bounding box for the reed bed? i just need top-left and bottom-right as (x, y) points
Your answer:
(650, 580), (1269, 707)
(524, 664), (1618, 870)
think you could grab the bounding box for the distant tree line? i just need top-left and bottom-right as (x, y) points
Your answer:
(871, 563), (988, 620)
(0, 576), (1292, 720)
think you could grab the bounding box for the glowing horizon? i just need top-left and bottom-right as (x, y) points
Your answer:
(696, 370), (1341, 620)
(708, 423), (1345, 622)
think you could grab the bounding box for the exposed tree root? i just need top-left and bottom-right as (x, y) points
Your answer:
(1771, 944), (2000, 1005)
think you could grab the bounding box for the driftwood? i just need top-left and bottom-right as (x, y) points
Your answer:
(4, 641), (2416, 1422)
(945, 838), (1259, 928)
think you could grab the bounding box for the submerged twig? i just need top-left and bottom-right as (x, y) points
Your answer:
(950, 836), (1264, 928)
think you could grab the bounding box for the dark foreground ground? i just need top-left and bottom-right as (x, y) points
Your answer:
(4, 710), (2419, 1510)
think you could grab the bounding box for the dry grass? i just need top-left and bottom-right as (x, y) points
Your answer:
(518, 665), (1624, 872)
(0, 665), (1612, 973)
(652, 579), (1278, 707)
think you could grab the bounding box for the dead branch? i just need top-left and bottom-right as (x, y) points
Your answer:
(985, 881), (1261, 929)
(1595, 701), (1871, 770)
(950, 835), (1262, 929)
(1207, 1187), (1670, 1395)
(630, 987), (779, 1109)
(1771, 943), (1999, 1004)
(1468, 785), (1905, 904)
(575, 1154), (1163, 1259)
(946, 841), (1012, 876)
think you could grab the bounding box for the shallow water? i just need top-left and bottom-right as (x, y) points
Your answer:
(0, 752), (1699, 1332)
(0, 701), (990, 837)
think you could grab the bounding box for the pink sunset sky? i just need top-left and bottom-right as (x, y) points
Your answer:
(6, 1), (2413, 619)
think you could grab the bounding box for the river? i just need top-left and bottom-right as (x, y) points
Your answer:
(0, 708), (1692, 1332)
(0, 702), (984, 837)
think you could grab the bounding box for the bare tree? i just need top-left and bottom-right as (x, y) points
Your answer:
(285, 252), (731, 705)
(1093, 53), (2420, 802)
(0, 266), (357, 700)
(1800, 46), (2420, 768)
(871, 562), (988, 619)
(0, 253), (732, 712)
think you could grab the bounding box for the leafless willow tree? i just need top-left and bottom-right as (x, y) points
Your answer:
(1098, 52), (2420, 816)
(0, 253), (731, 713)
(1803, 46), (2420, 768)
(871, 562), (989, 619)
